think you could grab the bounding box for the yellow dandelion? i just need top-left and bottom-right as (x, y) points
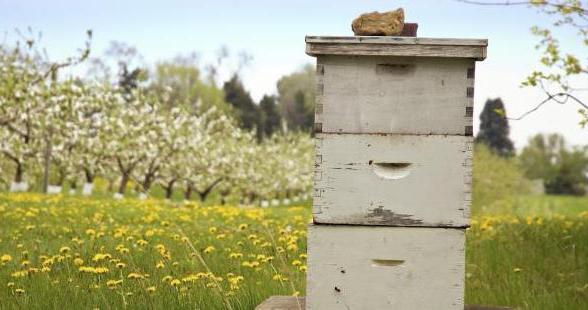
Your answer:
(15, 288), (25, 294)
(156, 261), (165, 269)
(11, 270), (28, 278)
(203, 246), (215, 254)
(146, 286), (156, 293)
(106, 279), (123, 288)
(92, 253), (112, 262)
(116, 263), (126, 269)
(59, 247), (71, 254)
(170, 279), (181, 287)
(229, 252), (243, 259)
(73, 258), (84, 266)
(127, 272), (144, 279)
(1, 254), (12, 263)
(272, 274), (288, 281)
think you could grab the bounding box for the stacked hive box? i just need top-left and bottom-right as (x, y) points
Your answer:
(305, 36), (487, 310)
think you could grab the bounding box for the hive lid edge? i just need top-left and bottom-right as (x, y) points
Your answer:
(305, 36), (488, 46)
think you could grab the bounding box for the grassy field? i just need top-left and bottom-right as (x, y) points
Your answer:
(0, 193), (586, 309)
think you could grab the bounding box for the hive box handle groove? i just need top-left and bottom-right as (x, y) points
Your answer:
(371, 162), (412, 180)
(371, 259), (405, 267)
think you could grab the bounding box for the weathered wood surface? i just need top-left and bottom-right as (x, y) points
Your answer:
(255, 296), (305, 310)
(307, 225), (466, 309)
(314, 55), (475, 135)
(306, 36), (488, 59)
(314, 134), (473, 227)
(257, 296), (512, 310)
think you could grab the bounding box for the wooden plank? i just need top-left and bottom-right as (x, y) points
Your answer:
(314, 134), (473, 227)
(306, 36), (488, 46)
(257, 296), (512, 310)
(256, 296), (305, 310)
(316, 55), (475, 135)
(307, 225), (466, 309)
(306, 36), (487, 59)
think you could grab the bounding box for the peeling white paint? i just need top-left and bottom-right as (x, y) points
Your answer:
(307, 225), (465, 310)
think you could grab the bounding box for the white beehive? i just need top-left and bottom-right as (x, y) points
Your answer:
(306, 35), (486, 310)
(307, 225), (465, 310)
(314, 133), (473, 227)
(309, 37), (486, 136)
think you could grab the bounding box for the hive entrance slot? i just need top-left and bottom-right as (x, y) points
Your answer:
(371, 259), (405, 267)
(375, 63), (416, 76)
(370, 162), (412, 180)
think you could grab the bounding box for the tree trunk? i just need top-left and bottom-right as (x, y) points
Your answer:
(84, 168), (94, 183)
(14, 161), (23, 183)
(118, 173), (130, 194)
(42, 134), (52, 193)
(164, 179), (176, 200)
(142, 173), (155, 194)
(198, 178), (223, 202)
(184, 182), (193, 200)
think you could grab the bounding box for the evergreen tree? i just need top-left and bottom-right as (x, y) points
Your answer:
(259, 95), (281, 138)
(223, 74), (261, 138)
(476, 98), (515, 157)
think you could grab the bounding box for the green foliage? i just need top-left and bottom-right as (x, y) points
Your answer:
(276, 65), (315, 132)
(223, 75), (261, 138)
(258, 95), (282, 138)
(520, 133), (588, 195)
(473, 144), (531, 215)
(519, 1), (588, 123)
(475, 98), (515, 157)
(151, 57), (232, 116)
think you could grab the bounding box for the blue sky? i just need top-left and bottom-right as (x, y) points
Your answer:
(1, 0), (586, 148)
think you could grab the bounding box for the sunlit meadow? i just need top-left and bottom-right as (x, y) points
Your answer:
(0, 193), (586, 309)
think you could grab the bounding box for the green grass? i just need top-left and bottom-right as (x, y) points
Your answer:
(0, 193), (586, 309)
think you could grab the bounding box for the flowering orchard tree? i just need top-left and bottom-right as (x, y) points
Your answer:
(0, 31), (91, 192)
(182, 111), (245, 201)
(70, 82), (121, 195)
(133, 105), (197, 199)
(1, 33), (316, 202)
(101, 89), (163, 196)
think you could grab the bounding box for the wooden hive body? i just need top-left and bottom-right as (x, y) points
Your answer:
(313, 133), (473, 227)
(306, 35), (487, 310)
(307, 225), (466, 310)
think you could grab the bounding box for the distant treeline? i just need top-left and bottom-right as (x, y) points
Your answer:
(476, 98), (588, 196)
